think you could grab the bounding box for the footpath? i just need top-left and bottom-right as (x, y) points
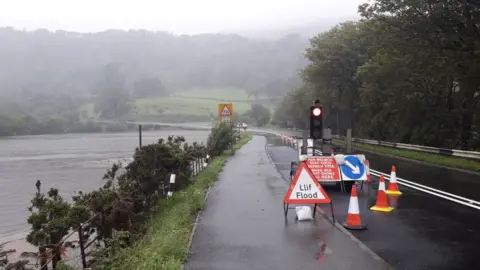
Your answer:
(184, 136), (390, 270)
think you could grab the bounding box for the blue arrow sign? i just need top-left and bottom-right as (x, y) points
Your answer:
(340, 155), (365, 180)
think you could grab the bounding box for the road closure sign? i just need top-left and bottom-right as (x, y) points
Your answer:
(284, 162), (331, 204)
(306, 156), (341, 182)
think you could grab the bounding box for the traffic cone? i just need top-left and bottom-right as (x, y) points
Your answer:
(330, 148), (334, 156)
(370, 175), (394, 212)
(365, 160), (372, 183)
(386, 166), (402, 196)
(343, 185), (367, 230)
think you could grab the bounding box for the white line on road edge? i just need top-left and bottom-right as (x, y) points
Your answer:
(370, 170), (480, 211)
(312, 149), (480, 211)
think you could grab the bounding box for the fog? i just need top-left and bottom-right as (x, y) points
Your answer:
(0, 0), (362, 35)
(0, 0), (365, 136)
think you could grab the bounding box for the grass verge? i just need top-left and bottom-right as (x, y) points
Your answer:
(104, 133), (253, 270)
(333, 138), (480, 172)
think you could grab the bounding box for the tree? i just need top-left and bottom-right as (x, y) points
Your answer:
(273, 1), (480, 149)
(133, 77), (167, 99)
(272, 85), (313, 129)
(358, 0), (480, 148)
(249, 103), (272, 126)
(26, 181), (89, 270)
(94, 63), (131, 119)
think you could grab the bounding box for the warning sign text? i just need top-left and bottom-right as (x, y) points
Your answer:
(306, 157), (341, 182)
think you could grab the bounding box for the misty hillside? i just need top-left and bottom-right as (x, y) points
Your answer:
(230, 16), (360, 39)
(0, 27), (310, 99)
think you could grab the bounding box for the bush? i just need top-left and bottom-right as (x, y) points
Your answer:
(206, 123), (236, 157)
(21, 125), (238, 269)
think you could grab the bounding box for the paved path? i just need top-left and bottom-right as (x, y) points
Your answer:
(185, 136), (389, 270)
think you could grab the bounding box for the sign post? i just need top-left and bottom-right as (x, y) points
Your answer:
(218, 103), (234, 124)
(346, 129), (352, 154)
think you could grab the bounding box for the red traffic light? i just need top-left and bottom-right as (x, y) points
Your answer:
(312, 107), (322, 116)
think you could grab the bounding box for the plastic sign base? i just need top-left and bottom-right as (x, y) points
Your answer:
(342, 223), (367, 230)
(370, 205), (394, 212)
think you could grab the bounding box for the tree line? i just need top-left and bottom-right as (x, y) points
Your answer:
(0, 28), (310, 136)
(0, 28), (307, 99)
(273, 1), (480, 150)
(0, 124), (237, 270)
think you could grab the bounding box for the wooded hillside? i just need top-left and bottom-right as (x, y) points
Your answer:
(273, 1), (480, 150)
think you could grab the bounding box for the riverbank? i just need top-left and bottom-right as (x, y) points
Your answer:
(102, 133), (252, 270)
(332, 138), (480, 172)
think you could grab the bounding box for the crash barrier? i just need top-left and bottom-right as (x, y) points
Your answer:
(332, 135), (480, 160)
(369, 168), (480, 211)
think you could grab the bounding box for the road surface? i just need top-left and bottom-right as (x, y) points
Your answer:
(185, 136), (390, 270)
(268, 135), (480, 270)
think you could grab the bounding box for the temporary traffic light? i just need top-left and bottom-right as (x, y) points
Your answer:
(310, 105), (323, 140)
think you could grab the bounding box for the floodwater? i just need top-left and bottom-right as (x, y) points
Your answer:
(0, 129), (210, 242)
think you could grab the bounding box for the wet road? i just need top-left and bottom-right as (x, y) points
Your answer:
(349, 147), (480, 201)
(0, 129), (209, 241)
(268, 136), (480, 270)
(186, 136), (390, 270)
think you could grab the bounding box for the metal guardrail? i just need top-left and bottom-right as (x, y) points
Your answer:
(332, 135), (480, 160)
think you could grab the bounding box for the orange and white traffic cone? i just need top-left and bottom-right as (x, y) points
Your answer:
(360, 160), (371, 191)
(370, 175), (394, 212)
(343, 185), (367, 230)
(386, 165), (402, 196)
(365, 160), (372, 183)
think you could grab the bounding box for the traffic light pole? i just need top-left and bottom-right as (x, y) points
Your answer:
(310, 99), (322, 156)
(301, 131), (308, 155)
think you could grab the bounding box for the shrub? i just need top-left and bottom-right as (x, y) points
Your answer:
(21, 126), (240, 269)
(206, 123), (236, 157)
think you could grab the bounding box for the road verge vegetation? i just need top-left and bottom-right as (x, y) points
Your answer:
(102, 132), (252, 270)
(333, 138), (480, 172)
(9, 122), (251, 270)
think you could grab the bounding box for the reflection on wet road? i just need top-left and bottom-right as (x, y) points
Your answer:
(0, 130), (209, 240)
(266, 135), (480, 270)
(355, 148), (480, 201)
(186, 136), (389, 270)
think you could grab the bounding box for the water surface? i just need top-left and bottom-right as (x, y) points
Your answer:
(0, 130), (209, 241)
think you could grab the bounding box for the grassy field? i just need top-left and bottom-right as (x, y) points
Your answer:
(134, 87), (275, 118)
(105, 133), (253, 270)
(333, 138), (480, 172)
(80, 87), (277, 122)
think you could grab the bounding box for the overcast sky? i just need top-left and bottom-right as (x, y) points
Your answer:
(0, 0), (364, 34)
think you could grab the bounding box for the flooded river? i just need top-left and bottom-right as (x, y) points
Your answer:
(0, 129), (210, 241)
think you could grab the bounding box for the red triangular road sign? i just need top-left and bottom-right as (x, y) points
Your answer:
(284, 162), (331, 204)
(220, 105), (232, 116)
